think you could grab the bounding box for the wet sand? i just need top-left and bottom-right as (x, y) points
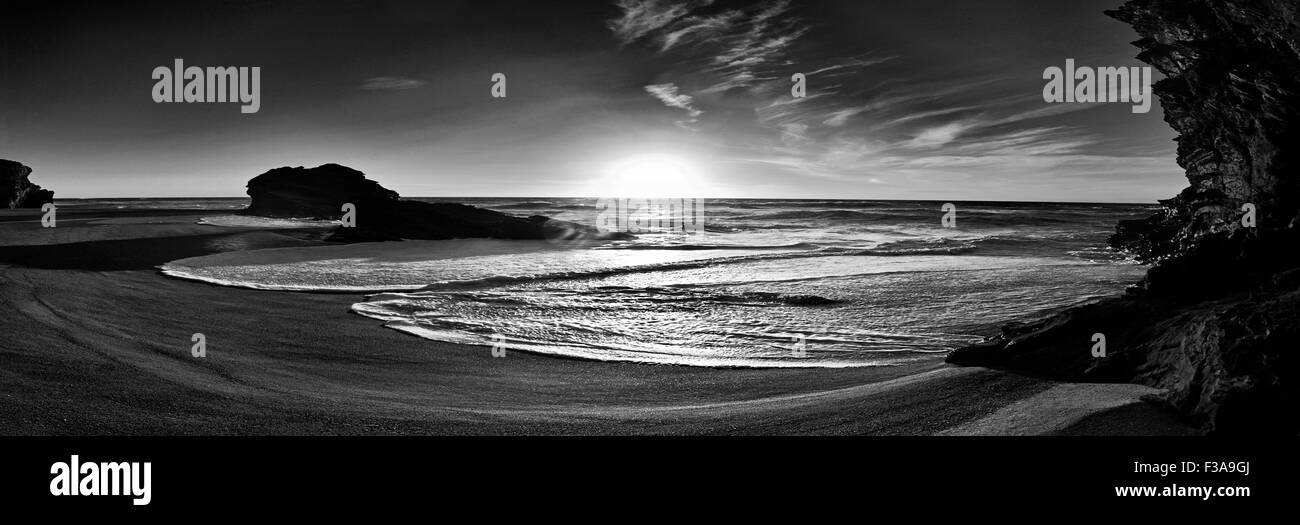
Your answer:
(0, 208), (1197, 435)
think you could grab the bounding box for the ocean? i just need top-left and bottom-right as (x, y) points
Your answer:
(154, 198), (1156, 368)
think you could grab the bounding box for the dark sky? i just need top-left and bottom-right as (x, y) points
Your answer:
(0, 0), (1184, 201)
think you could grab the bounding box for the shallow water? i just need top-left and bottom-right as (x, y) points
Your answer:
(161, 199), (1154, 367)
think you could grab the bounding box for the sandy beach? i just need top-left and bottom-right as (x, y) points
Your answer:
(0, 208), (1197, 435)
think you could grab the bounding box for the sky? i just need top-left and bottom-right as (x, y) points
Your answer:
(0, 0), (1185, 202)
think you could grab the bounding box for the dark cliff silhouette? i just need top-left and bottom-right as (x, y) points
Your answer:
(241, 163), (629, 243)
(1, 159), (55, 209)
(948, 0), (1299, 434)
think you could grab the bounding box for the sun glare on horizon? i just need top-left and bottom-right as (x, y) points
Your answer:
(586, 154), (709, 198)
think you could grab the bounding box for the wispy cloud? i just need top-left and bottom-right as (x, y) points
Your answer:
(606, 0), (1178, 201)
(659, 11), (743, 52)
(360, 77), (425, 90)
(821, 105), (873, 127)
(806, 57), (895, 77)
(609, 0), (816, 96)
(607, 0), (714, 47)
(907, 122), (973, 149)
(644, 83), (703, 128)
(704, 0), (807, 93)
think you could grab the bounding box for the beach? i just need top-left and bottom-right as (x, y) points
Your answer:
(0, 207), (1196, 435)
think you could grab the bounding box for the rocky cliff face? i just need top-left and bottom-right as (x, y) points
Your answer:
(1108, 0), (1300, 297)
(947, 0), (1299, 434)
(243, 164), (627, 242)
(0, 159), (55, 209)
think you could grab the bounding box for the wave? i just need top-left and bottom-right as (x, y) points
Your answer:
(1067, 246), (1140, 263)
(197, 215), (339, 229)
(489, 201), (557, 209)
(487, 201), (596, 211)
(849, 238), (978, 255)
(159, 235), (1022, 294)
(715, 206), (1146, 232)
(405, 243), (992, 293)
(597, 242), (821, 251)
(736, 209), (900, 221)
(706, 222), (812, 232)
(350, 285), (929, 368)
(581, 286), (841, 306)
(711, 200), (903, 210)
(347, 317), (901, 368)
(158, 265), (425, 293)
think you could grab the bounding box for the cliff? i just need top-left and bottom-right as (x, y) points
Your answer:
(947, 0), (1299, 434)
(0, 159), (55, 209)
(242, 164), (628, 242)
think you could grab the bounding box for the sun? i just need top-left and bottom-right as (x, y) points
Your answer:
(588, 154), (705, 198)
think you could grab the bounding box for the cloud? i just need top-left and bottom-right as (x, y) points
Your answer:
(360, 77), (426, 90)
(907, 122), (973, 149)
(606, 0), (1167, 201)
(607, 0), (714, 47)
(821, 105), (874, 127)
(644, 83), (703, 125)
(659, 11), (743, 52)
(610, 0), (811, 95)
(703, 1), (807, 94)
(806, 56), (896, 77)
(609, 0), (902, 145)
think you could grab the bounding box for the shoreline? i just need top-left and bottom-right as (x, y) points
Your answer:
(0, 208), (1196, 435)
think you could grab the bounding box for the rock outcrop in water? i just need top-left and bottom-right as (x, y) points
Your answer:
(244, 164), (399, 219)
(1, 159), (55, 209)
(243, 163), (628, 242)
(947, 0), (1299, 434)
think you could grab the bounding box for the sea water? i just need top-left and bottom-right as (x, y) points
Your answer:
(159, 198), (1154, 368)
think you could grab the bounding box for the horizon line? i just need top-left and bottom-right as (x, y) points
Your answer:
(45, 196), (1165, 206)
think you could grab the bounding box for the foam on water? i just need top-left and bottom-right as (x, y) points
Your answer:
(159, 199), (1154, 368)
(197, 215), (339, 229)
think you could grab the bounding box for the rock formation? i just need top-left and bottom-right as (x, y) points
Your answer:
(947, 0), (1299, 434)
(242, 163), (628, 242)
(1, 159), (55, 209)
(244, 164), (399, 219)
